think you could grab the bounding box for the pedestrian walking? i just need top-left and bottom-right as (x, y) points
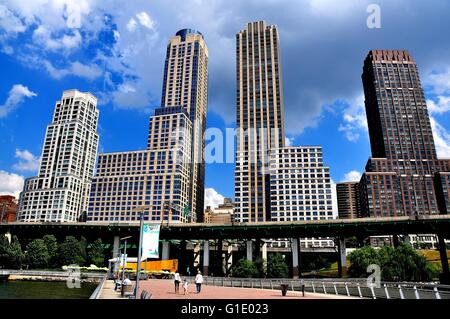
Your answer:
(183, 279), (189, 295)
(195, 270), (203, 293)
(174, 270), (181, 294)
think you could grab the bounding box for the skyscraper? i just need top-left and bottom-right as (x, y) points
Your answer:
(359, 50), (450, 217)
(161, 29), (209, 221)
(336, 182), (359, 219)
(235, 21), (285, 222)
(88, 29), (208, 223)
(17, 90), (99, 222)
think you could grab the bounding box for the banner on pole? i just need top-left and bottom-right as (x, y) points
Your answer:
(141, 224), (160, 260)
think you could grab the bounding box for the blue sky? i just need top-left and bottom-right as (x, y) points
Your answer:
(1, 0), (450, 211)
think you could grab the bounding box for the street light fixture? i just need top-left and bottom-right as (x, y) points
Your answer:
(134, 205), (152, 299)
(120, 236), (132, 282)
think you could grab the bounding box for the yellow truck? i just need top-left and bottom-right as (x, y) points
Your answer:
(121, 259), (178, 273)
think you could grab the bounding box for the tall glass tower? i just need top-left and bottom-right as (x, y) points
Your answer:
(161, 29), (209, 221)
(234, 21), (285, 222)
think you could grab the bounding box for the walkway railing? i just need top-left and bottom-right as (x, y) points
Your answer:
(89, 275), (107, 299)
(182, 276), (450, 299)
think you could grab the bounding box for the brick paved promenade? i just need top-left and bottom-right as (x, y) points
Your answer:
(136, 279), (351, 299)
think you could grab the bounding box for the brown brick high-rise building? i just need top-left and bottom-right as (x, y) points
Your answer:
(0, 195), (17, 223)
(359, 50), (450, 217)
(336, 182), (359, 219)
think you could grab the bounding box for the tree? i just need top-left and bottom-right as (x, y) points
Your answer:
(0, 235), (25, 269)
(58, 236), (85, 266)
(43, 235), (59, 268)
(26, 239), (50, 269)
(88, 238), (105, 267)
(348, 244), (435, 281)
(232, 259), (259, 278)
(267, 253), (289, 278)
(254, 257), (267, 278)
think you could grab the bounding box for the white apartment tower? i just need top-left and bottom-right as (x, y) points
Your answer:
(17, 90), (99, 222)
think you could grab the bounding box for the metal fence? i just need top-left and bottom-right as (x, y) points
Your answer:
(89, 275), (107, 299)
(182, 276), (450, 299)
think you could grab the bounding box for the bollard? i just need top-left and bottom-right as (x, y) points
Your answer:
(270, 281), (273, 290)
(260, 280), (263, 289)
(333, 282), (338, 295)
(251, 280), (254, 289)
(357, 283), (362, 298)
(345, 282), (350, 297)
(384, 284), (390, 299)
(434, 287), (441, 300)
(291, 281), (295, 292)
(398, 285), (405, 299)
(413, 286), (420, 299)
(311, 282), (316, 293)
(322, 282), (327, 294)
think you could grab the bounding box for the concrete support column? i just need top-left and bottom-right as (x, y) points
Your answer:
(178, 240), (186, 274)
(217, 239), (223, 276)
(162, 241), (170, 260)
(112, 235), (120, 273)
(438, 234), (449, 284)
(246, 240), (253, 261)
(291, 238), (300, 279)
(193, 242), (201, 272)
(203, 240), (210, 276)
(255, 238), (261, 259)
(392, 235), (399, 248)
(337, 237), (347, 277)
(261, 241), (268, 275)
(226, 243), (233, 276)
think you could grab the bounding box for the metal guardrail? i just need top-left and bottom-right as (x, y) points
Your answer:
(89, 275), (107, 299)
(0, 269), (106, 278)
(181, 276), (450, 299)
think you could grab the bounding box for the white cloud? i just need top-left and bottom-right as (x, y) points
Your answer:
(204, 187), (224, 209)
(341, 170), (362, 182)
(0, 4), (26, 34)
(126, 18), (138, 32)
(0, 84), (37, 118)
(427, 97), (450, 115)
(12, 149), (40, 172)
(425, 67), (450, 96)
(41, 60), (102, 80)
(285, 136), (294, 146)
(338, 95), (368, 142)
(0, 170), (24, 198)
(136, 12), (155, 30)
(430, 117), (450, 158)
(33, 26), (82, 50)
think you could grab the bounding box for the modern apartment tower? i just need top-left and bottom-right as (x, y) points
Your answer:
(161, 29), (209, 221)
(17, 90), (99, 222)
(88, 29), (208, 223)
(336, 182), (359, 219)
(358, 50), (450, 217)
(88, 106), (193, 222)
(269, 147), (334, 221)
(235, 21), (285, 222)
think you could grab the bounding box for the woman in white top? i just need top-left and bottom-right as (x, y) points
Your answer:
(174, 271), (181, 293)
(195, 270), (203, 293)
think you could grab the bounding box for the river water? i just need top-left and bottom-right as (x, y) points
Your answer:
(0, 280), (97, 299)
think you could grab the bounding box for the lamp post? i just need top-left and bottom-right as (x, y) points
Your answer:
(134, 205), (152, 299)
(120, 236), (132, 282)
